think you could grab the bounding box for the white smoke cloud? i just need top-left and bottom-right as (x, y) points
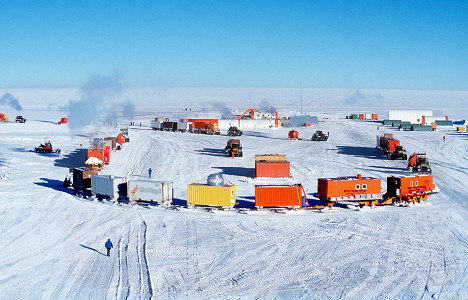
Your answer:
(259, 100), (276, 114)
(0, 93), (23, 111)
(343, 90), (384, 106)
(66, 74), (135, 135)
(212, 101), (234, 119)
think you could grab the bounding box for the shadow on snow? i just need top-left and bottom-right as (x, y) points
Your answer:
(212, 166), (254, 177)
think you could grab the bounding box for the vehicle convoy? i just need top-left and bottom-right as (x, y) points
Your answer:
(225, 139), (243, 157)
(227, 126), (243, 136)
(311, 130), (329, 141)
(34, 141), (61, 154)
(408, 152), (432, 173)
(377, 134), (407, 160)
(15, 115), (26, 123)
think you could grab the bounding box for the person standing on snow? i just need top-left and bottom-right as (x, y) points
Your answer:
(105, 239), (113, 256)
(148, 168), (153, 178)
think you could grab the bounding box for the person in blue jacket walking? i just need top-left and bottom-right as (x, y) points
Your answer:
(105, 239), (113, 256)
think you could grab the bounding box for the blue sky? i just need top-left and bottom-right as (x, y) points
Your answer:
(1, 0), (467, 90)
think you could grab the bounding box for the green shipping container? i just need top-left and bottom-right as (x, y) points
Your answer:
(399, 124), (413, 131)
(383, 119), (400, 125)
(411, 125), (433, 131)
(351, 114), (358, 119)
(435, 120), (453, 126)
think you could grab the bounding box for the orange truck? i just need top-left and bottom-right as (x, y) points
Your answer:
(255, 184), (308, 208)
(377, 134), (407, 160)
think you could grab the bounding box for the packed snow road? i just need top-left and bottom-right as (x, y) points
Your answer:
(0, 106), (467, 299)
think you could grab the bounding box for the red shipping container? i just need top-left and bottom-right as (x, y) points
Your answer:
(87, 146), (111, 164)
(372, 114), (378, 120)
(255, 162), (290, 177)
(255, 184), (307, 207)
(358, 114), (365, 119)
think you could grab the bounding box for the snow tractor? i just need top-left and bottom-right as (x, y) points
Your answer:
(311, 130), (329, 141)
(389, 145), (408, 160)
(225, 139), (243, 157)
(408, 153), (432, 173)
(227, 126), (243, 136)
(15, 115), (26, 123)
(34, 141), (61, 154)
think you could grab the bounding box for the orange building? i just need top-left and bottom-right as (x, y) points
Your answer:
(317, 174), (382, 202)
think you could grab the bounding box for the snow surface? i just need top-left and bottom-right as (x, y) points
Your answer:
(0, 89), (467, 299)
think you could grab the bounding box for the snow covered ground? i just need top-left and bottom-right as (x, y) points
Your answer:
(0, 89), (467, 299)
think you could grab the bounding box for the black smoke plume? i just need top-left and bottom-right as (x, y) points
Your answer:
(0, 93), (23, 111)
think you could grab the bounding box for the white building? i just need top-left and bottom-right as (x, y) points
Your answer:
(388, 109), (433, 124)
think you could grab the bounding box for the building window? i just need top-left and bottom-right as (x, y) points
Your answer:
(362, 184), (367, 190)
(355, 184), (360, 190)
(410, 181), (413, 187)
(415, 181), (419, 186)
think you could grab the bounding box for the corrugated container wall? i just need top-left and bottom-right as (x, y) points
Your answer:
(255, 184), (307, 207)
(255, 162), (290, 177)
(91, 175), (126, 199)
(127, 180), (174, 204)
(187, 184), (236, 207)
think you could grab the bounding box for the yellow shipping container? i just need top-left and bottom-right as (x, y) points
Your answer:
(187, 184), (236, 207)
(457, 126), (466, 132)
(255, 154), (287, 162)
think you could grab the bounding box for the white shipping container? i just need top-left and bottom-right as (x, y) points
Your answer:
(365, 113), (371, 120)
(177, 122), (193, 131)
(127, 180), (173, 205)
(91, 175), (126, 199)
(388, 109), (433, 124)
(422, 116), (448, 125)
(150, 120), (162, 130)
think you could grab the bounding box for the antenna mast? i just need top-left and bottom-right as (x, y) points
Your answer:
(300, 83), (303, 115)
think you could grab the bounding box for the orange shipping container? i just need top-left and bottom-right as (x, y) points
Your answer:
(372, 114), (378, 120)
(87, 146), (111, 164)
(358, 114), (365, 119)
(317, 174), (382, 201)
(255, 162), (290, 177)
(255, 184), (307, 207)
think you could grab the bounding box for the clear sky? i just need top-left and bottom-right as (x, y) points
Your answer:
(1, 0), (467, 90)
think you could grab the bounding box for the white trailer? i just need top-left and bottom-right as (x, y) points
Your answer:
(177, 121), (193, 132)
(127, 180), (173, 205)
(91, 175), (126, 200)
(150, 120), (162, 130)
